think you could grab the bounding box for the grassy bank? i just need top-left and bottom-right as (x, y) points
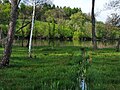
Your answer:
(0, 46), (120, 90)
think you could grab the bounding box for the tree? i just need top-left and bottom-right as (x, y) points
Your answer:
(3, 0), (9, 3)
(29, 0), (36, 58)
(116, 36), (120, 52)
(28, 0), (52, 57)
(0, 0), (21, 67)
(106, 0), (120, 10)
(106, 0), (120, 51)
(91, 0), (97, 50)
(106, 13), (120, 51)
(0, 2), (10, 44)
(19, 3), (28, 47)
(70, 12), (86, 40)
(0, 26), (2, 43)
(96, 22), (106, 39)
(0, 0), (2, 3)
(0, 2), (10, 25)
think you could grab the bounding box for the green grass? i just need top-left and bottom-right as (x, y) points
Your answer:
(0, 46), (120, 90)
(87, 48), (120, 90)
(0, 46), (81, 90)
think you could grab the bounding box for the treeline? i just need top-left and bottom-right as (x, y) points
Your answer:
(0, 1), (120, 41)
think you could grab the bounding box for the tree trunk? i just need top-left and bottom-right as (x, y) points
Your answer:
(0, 28), (2, 40)
(0, 0), (19, 67)
(91, 0), (97, 50)
(0, 27), (2, 39)
(0, 27), (2, 47)
(26, 24), (31, 48)
(21, 17), (26, 47)
(116, 36), (120, 52)
(29, 0), (36, 58)
(21, 29), (24, 47)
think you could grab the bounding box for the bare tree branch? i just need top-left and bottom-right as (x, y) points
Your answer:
(16, 21), (31, 33)
(105, 0), (120, 10)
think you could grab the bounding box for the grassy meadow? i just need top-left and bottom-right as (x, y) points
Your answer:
(0, 45), (120, 90)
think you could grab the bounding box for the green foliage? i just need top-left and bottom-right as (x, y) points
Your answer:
(0, 24), (8, 36)
(34, 21), (49, 38)
(84, 22), (92, 38)
(96, 22), (106, 38)
(0, 2), (119, 40)
(70, 12), (89, 39)
(20, 3), (26, 12)
(63, 7), (72, 18)
(19, 3), (32, 20)
(15, 20), (74, 40)
(96, 22), (120, 39)
(0, 3), (10, 24)
(73, 31), (82, 40)
(70, 12), (85, 25)
(63, 7), (81, 19)
(3, 0), (9, 3)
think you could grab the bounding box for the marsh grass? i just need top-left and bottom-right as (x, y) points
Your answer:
(0, 46), (120, 90)
(87, 48), (120, 90)
(0, 46), (82, 90)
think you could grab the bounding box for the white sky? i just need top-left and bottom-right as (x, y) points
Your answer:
(53, 0), (111, 22)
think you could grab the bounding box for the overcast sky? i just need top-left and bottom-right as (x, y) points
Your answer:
(53, 0), (111, 22)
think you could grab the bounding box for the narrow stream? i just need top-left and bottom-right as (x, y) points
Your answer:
(80, 79), (87, 90)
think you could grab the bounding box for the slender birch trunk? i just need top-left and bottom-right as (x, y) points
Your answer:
(29, 0), (36, 57)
